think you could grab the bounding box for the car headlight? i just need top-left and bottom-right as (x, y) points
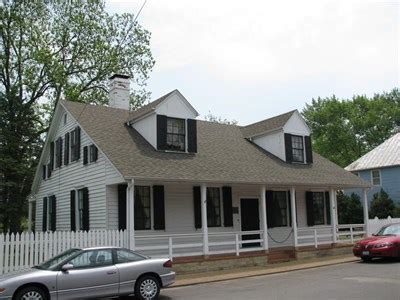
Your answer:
(0, 288), (6, 293)
(354, 243), (361, 249)
(374, 242), (394, 248)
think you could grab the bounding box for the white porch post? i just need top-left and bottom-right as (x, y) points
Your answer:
(290, 187), (298, 247)
(28, 201), (33, 233)
(126, 179), (135, 250)
(329, 188), (337, 243)
(362, 188), (370, 236)
(260, 186), (269, 251)
(201, 184), (209, 255)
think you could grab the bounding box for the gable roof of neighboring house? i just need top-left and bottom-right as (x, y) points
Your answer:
(241, 110), (297, 138)
(60, 98), (369, 188)
(346, 132), (400, 172)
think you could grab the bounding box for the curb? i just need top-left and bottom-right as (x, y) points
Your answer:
(172, 257), (359, 287)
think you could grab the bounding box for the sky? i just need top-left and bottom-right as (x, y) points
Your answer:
(106, 0), (399, 125)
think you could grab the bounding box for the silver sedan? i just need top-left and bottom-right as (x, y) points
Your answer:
(0, 246), (175, 300)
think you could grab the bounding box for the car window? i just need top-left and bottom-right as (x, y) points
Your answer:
(377, 224), (400, 236)
(68, 249), (113, 269)
(116, 249), (146, 264)
(38, 249), (81, 270)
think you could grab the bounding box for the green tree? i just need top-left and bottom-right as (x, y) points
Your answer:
(302, 89), (400, 167)
(204, 111), (238, 125)
(336, 191), (363, 224)
(0, 0), (154, 232)
(369, 189), (396, 219)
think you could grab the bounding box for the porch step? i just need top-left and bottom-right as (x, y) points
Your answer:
(268, 249), (296, 264)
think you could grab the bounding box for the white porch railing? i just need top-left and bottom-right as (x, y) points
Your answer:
(135, 230), (265, 259)
(297, 224), (365, 248)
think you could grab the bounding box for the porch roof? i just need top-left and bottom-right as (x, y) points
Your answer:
(62, 100), (370, 189)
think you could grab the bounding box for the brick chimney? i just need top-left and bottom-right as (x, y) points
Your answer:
(109, 74), (130, 110)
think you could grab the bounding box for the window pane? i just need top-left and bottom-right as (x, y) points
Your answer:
(291, 135), (304, 162)
(372, 170), (380, 185)
(273, 191), (288, 227)
(135, 186), (151, 230)
(312, 192), (325, 225)
(207, 188), (221, 227)
(166, 118), (185, 151)
(68, 250), (112, 269)
(116, 249), (146, 264)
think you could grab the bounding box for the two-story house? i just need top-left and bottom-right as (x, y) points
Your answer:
(29, 74), (370, 260)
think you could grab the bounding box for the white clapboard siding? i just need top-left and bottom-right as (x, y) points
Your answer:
(34, 105), (123, 232)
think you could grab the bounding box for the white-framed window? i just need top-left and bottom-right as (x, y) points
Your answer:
(269, 191), (290, 227)
(77, 189), (85, 231)
(371, 169), (381, 186)
(64, 113), (67, 125)
(291, 135), (305, 163)
(166, 117), (186, 152)
(207, 187), (222, 227)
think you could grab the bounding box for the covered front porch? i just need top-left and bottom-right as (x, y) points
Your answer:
(110, 180), (369, 259)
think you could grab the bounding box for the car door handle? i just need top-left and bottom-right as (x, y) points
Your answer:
(107, 271), (116, 275)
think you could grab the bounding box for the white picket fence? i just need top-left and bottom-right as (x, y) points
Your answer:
(0, 230), (127, 275)
(368, 216), (400, 236)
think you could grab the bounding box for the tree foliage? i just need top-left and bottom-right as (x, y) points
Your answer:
(0, 0), (154, 232)
(369, 189), (396, 219)
(302, 89), (400, 167)
(204, 111), (238, 125)
(336, 191), (364, 224)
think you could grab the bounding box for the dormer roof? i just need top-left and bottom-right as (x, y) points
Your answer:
(242, 110), (297, 138)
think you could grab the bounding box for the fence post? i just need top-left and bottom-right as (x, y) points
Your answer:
(314, 229), (318, 249)
(235, 233), (240, 256)
(0, 233), (4, 275)
(168, 237), (173, 261)
(350, 227), (354, 243)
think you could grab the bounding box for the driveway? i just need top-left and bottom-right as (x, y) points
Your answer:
(155, 259), (400, 300)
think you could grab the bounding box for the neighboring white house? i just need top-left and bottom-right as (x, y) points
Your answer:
(29, 74), (370, 258)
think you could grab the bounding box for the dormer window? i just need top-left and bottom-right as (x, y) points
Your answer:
(284, 133), (313, 164)
(166, 117), (185, 151)
(291, 135), (304, 163)
(156, 114), (197, 153)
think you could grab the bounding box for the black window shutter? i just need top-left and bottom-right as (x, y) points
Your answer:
(47, 163), (52, 178)
(305, 135), (313, 164)
(153, 185), (165, 230)
(284, 133), (293, 163)
(306, 191), (315, 226)
(50, 141), (55, 170)
(64, 132), (70, 165)
(222, 186), (233, 227)
(193, 186), (202, 229)
(76, 127), (81, 160)
(187, 119), (197, 153)
(42, 165), (46, 180)
(287, 191), (292, 227)
(70, 190), (76, 231)
(118, 184), (127, 230)
(93, 146), (98, 162)
(82, 187), (89, 231)
(50, 196), (56, 231)
(156, 115), (167, 150)
(83, 146), (88, 165)
(325, 191), (331, 225)
(266, 190), (275, 228)
(57, 137), (63, 167)
(42, 197), (47, 232)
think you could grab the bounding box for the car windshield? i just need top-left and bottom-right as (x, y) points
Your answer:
(35, 249), (82, 270)
(376, 224), (400, 236)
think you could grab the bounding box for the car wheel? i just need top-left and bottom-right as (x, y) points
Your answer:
(14, 286), (48, 300)
(361, 256), (372, 262)
(135, 275), (160, 300)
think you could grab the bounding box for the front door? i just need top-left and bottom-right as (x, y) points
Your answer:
(240, 198), (260, 247)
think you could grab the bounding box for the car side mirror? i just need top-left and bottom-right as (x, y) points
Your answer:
(61, 263), (74, 272)
(372, 233), (376, 236)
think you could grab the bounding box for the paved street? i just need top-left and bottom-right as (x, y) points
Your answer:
(157, 259), (400, 300)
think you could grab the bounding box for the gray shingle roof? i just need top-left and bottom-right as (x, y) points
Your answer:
(242, 110), (296, 137)
(61, 100), (369, 188)
(346, 132), (400, 172)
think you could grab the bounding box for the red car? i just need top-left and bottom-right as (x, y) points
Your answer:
(353, 223), (400, 262)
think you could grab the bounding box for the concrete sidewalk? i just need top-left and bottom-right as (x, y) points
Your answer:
(173, 254), (358, 287)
